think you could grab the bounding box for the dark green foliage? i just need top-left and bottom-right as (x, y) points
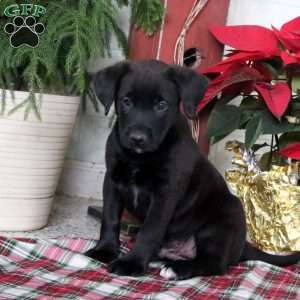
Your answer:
(0, 0), (164, 118)
(207, 93), (300, 168)
(279, 132), (300, 149)
(208, 100), (300, 145)
(245, 114), (262, 149)
(131, 0), (165, 35)
(207, 104), (242, 143)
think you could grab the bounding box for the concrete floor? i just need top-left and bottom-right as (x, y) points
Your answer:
(0, 195), (101, 240)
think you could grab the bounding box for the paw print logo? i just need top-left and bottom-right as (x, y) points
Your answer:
(4, 16), (45, 48)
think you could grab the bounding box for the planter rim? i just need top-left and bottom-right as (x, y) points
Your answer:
(1, 89), (81, 102)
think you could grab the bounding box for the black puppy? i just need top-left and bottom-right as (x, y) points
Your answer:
(86, 60), (300, 280)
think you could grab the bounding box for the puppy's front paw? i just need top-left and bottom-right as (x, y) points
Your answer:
(85, 245), (119, 264)
(108, 256), (146, 276)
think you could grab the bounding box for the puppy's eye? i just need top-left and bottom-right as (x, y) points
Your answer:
(154, 100), (168, 112)
(121, 97), (132, 112)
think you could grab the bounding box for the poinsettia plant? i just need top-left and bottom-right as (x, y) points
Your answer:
(199, 17), (300, 169)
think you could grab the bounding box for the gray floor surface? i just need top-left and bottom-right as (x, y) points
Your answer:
(0, 195), (101, 240)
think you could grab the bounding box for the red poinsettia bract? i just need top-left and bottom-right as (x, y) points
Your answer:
(280, 142), (300, 160)
(198, 18), (299, 120)
(255, 82), (291, 120)
(272, 17), (300, 65)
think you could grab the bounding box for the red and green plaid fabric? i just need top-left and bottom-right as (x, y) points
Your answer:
(0, 236), (299, 299)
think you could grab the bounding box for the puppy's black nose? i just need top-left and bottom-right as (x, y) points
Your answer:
(129, 132), (147, 146)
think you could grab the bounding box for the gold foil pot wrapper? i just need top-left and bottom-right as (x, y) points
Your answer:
(225, 141), (300, 253)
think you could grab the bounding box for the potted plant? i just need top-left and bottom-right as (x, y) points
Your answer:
(197, 17), (300, 253)
(0, 0), (164, 231)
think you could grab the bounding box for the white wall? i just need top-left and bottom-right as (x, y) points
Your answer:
(226, 0), (300, 28)
(209, 0), (300, 175)
(57, 6), (130, 199)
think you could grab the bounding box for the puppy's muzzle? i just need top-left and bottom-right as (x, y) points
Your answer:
(129, 131), (147, 146)
(127, 128), (152, 153)
(129, 131), (148, 151)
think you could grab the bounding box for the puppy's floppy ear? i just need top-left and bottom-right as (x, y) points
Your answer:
(166, 66), (209, 119)
(93, 61), (129, 115)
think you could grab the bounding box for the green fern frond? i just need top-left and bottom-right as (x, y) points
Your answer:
(131, 0), (164, 35)
(0, 89), (6, 116)
(87, 85), (99, 112)
(0, 0), (164, 117)
(7, 97), (29, 116)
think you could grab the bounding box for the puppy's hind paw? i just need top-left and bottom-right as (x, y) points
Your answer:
(160, 267), (178, 280)
(108, 257), (146, 276)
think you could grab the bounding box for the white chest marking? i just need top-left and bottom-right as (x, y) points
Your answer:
(132, 185), (139, 209)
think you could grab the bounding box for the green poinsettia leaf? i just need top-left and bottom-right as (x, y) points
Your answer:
(207, 104), (242, 140)
(258, 110), (300, 134)
(259, 151), (272, 171)
(278, 132), (300, 149)
(259, 61), (280, 79)
(240, 96), (264, 110)
(290, 100), (300, 112)
(210, 133), (229, 144)
(239, 110), (254, 129)
(252, 142), (269, 153)
(259, 151), (287, 171)
(245, 114), (263, 149)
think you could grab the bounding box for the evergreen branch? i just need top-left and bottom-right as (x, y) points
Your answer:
(87, 86), (99, 112)
(131, 0), (164, 35)
(0, 89), (6, 116)
(0, 0), (164, 117)
(7, 98), (29, 116)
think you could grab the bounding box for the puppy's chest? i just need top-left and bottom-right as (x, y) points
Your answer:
(112, 162), (153, 214)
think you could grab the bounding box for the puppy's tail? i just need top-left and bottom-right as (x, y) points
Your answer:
(240, 242), (300, 267)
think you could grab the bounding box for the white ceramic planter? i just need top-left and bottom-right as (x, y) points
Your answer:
(0, 90), (80, 231)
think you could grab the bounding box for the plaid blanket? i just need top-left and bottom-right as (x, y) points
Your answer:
(0, 237), (299, 299)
